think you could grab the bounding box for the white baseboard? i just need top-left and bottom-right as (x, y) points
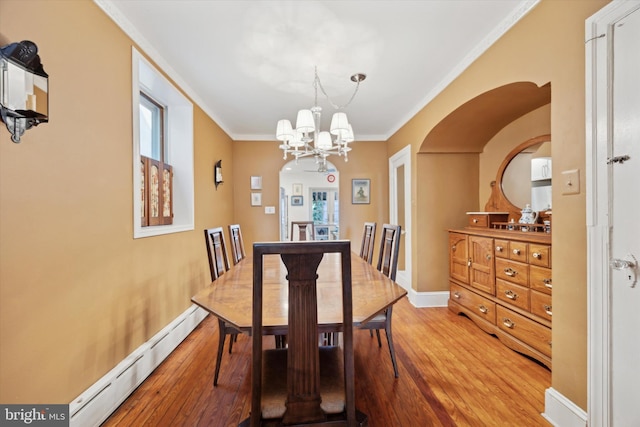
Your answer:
(68, 304), (209, 427)
(542, 387), (587, 427)
(407, 290), (449, 308)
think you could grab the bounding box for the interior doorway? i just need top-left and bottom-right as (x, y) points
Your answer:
(389, 145), (412, 291)
(279, 158), (339, 240)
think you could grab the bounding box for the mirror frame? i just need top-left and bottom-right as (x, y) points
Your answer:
(484, 134), (551, 221)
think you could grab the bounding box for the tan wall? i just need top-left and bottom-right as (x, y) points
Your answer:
(0, 0), (234, 403)
(387, 0), (609, 410)
(232, 140), (390, 255)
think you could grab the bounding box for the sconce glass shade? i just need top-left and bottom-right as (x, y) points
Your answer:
(315, 131), (332, 150)
(295, 109), (315, 134)
(330, 112), (349, 137)
(276, 119), (293, 142)
(0, 40), (49, 143)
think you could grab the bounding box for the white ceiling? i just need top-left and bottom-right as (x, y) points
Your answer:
(97, 0), (538, 142)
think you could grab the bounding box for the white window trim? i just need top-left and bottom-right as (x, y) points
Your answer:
(132, 48), (194, 238)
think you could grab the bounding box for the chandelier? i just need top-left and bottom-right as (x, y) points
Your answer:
(276, 67), (366, 172)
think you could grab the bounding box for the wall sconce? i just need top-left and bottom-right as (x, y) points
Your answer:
(0, 40), (49, 143)
(214, 160), (223, 189)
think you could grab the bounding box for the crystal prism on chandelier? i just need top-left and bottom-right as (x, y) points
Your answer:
(276, 67), (366, 172)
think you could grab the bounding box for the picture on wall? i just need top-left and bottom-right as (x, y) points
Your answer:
(251, 192), (262, 206)
(292, 183), (303, 195)
(291, 195), (303, 206)
(352, 179), (370, 204)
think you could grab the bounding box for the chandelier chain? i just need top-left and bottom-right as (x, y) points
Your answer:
(314, 67), (362, 110)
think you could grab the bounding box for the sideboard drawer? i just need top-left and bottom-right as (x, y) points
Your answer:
(530, 265), (552, 294)
(531, 291), (552, 321)
(529, 244), (551, 268)
(509, 241), (529, 263)
(494, 239), (509, 259)
(450, 282), (496, 325)
(495, 258), (529, 287)
(496, 279), (530, 312)
(497, 306), (552, 357)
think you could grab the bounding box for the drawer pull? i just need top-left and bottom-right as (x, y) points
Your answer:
(496, 246), (503, 252)
(473, 218), (479, 223)
(453, 291), (461, 299)
(504, 290), (518, 300)
(533, 252), (542, 259)
(504, 267), (517, 277)
(502, 318), (515, 329)
(544, 304), (552, 316)
(478, 305), (488, 314)
(512, 249), (521, 255)
(543, 278), (552, 289)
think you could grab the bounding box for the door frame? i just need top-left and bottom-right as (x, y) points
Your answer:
(586, 2), (640, 425)
(389, 145), (411, 291)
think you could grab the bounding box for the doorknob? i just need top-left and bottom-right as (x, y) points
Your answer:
(610, 254), (637, 288)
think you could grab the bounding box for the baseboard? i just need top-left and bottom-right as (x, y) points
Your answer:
(68, 304), (209, 427)
(407, 290), (449, 308)
(542, 387), (587, 427)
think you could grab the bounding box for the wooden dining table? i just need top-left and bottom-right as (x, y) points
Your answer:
(191, 249), (408, 336)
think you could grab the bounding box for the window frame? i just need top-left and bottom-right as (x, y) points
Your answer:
(132, 48), (194, 238)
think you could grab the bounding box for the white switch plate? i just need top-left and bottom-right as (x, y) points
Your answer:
(265, 206), (276, 214)
(561, 169), (580, 195)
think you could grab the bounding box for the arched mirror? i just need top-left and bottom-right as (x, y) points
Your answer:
(279, 158), (340, 241)
(485, 134), (551, 221)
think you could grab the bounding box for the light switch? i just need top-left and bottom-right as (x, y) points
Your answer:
(264, 206), (276, 214)
(561, 169), (580, 195)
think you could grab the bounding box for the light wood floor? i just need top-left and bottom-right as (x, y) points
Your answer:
(102, 298), (551, 426)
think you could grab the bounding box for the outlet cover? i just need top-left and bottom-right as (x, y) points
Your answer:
(561, 169), (580, 195)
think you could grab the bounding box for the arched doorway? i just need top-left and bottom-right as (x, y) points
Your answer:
(279, 158), (340, 240)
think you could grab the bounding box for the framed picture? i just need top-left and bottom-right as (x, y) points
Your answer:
(292, 183), (303, 195)
(291, 195), (303, 206)
(251, 192), (262, 206)
(250, 176), (262, 190)
(352, 179), (370, 204)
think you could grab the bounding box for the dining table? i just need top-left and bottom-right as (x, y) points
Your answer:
(191, 248), (408, 336)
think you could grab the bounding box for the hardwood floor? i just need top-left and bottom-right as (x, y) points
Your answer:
(102, 298), (551, 426)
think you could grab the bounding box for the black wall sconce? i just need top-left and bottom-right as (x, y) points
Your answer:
(0, 40), (49, 143)
(214, 160), (223, 189)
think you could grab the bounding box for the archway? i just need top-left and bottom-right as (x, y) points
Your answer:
(279, 158), (340, 240)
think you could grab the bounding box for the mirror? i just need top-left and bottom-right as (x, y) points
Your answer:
(485, 134), (551, 220)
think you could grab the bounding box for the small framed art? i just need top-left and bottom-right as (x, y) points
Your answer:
(251, 192), (262, 206)
(352, 179), (370, 204)
(291, 195), (303, 206)
(250, 176), (262, 190)
(292, 183), (303, 195)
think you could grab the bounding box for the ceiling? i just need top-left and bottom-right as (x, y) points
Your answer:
(98, 0), (539, 142)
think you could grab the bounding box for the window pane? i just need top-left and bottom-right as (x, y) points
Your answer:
(139, 93), (163, 161)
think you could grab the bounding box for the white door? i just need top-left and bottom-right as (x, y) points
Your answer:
(610, 6), (640, 425)
(389, 145), (411, 290)
(587, 2), (640, 426)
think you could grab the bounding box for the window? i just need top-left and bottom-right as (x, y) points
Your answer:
(132, 48), (194, 238)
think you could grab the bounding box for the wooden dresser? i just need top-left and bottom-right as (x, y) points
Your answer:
(448, 226), (552, 369)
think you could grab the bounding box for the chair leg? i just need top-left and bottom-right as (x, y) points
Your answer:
(383, 307), (399, 378)
(375, 329), (382, 347)
(214, 318), (227, 387)
(228, 332), (236, 354)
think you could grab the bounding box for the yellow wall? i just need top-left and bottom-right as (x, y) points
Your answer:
(387, 0), (609, 410)
(0, 0), (234, 403)
(232, 140), (390, 254)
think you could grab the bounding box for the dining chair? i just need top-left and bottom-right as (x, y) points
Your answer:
(359, 222), (376, 264)
(290, 220), (315, 241)
(358, 223), (402, 378)
(204, 227), (241, 386)
(228, 224), (246, 265)
(245, 240), (363, 427)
